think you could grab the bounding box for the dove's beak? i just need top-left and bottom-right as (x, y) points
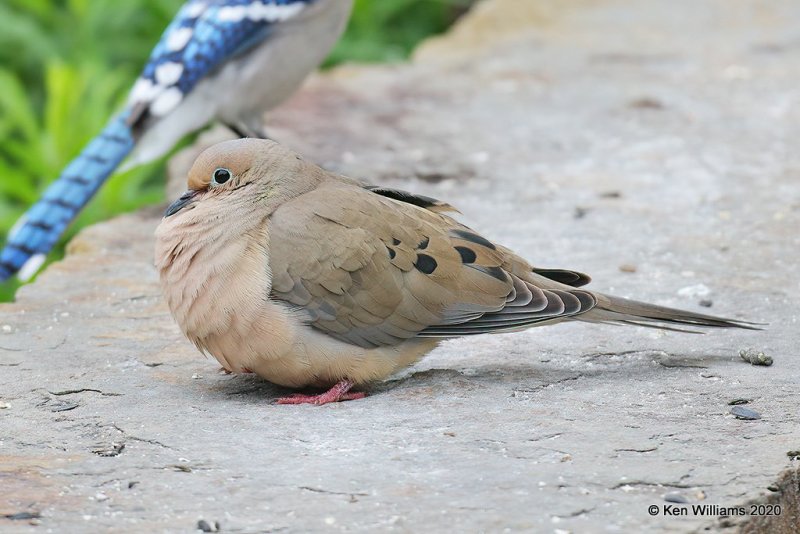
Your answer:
(164, 190), (198, 218)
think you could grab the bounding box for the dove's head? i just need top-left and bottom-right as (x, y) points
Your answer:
(163, 138), (318, 219)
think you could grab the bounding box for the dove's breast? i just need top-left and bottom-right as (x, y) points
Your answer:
(155, 209), (437, 388)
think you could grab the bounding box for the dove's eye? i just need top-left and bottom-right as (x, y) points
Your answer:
(212, 168), (231, 186)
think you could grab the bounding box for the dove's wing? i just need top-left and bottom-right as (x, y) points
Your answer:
(268, 180), (596, 348)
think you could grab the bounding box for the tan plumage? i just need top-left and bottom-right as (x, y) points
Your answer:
(154, 139), (757, 403)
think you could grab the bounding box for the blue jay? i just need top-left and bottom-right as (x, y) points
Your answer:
(0, 0), (352, 282)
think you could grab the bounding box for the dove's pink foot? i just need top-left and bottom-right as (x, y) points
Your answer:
(276, 379), (366, 405)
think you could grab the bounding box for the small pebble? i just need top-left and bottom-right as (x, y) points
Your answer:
(663, 492), (689, 503)
(728, 399), (750, 405)
(191, 374), (203, 379)
(92, 442), (125, 457)
(197, 519), (220, 532)
(731, 406), (761, 420)
(739, 348), (773, 366)
(698, 299), (713, 307)
(619, 264), (637, 273)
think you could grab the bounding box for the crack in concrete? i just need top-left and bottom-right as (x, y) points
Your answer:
(64, 471), (122, 480)
(299, 486), (369, 501)
(100, 423), (172, 449)
(658, 360), (709, 369)
(48, 388), (123, 397)
(125, 435), (172, 449)
(554, 507), (595, 518)
(512, 374), (583, 395)
(9, 439), (68, 452)
(584, 349), (669, 359)
(3, 337), (69, 352)
(163, 464), (193, 472)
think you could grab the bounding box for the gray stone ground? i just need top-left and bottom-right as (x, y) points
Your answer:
(2, 0), (799, 532)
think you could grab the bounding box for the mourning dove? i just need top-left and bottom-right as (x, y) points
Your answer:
(154, 139), (757, 405)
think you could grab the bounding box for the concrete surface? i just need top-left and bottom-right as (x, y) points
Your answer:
(2, 0), (799, 532)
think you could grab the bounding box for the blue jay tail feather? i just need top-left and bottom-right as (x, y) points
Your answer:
(0, 115), (134, 282)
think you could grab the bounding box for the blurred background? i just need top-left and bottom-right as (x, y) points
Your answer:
(0, 0), (473, 301)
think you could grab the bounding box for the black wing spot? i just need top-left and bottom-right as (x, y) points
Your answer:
(366, 186), (444, 210)
(533, 268), (592, 287)
(392, 238), (401, 246)
(451, 229), (496, 250)
(386, 246), (396, 260)
(455, 246), (477, 264)
(414, 254), (438, 274)
(417, 236), (430, 250)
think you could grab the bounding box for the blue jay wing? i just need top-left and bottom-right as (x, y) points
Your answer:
(0, 115), (134, 281)
(127, 0), (314, 128)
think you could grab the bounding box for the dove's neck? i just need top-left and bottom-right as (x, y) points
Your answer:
(155, 201), (272, 345)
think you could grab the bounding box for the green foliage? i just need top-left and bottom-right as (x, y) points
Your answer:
(327, 0), (471, 65)
(0, 0), (470, 301)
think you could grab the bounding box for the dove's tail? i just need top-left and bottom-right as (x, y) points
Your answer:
(0, 113), (135, 282)
(579, 292), (762, 332)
